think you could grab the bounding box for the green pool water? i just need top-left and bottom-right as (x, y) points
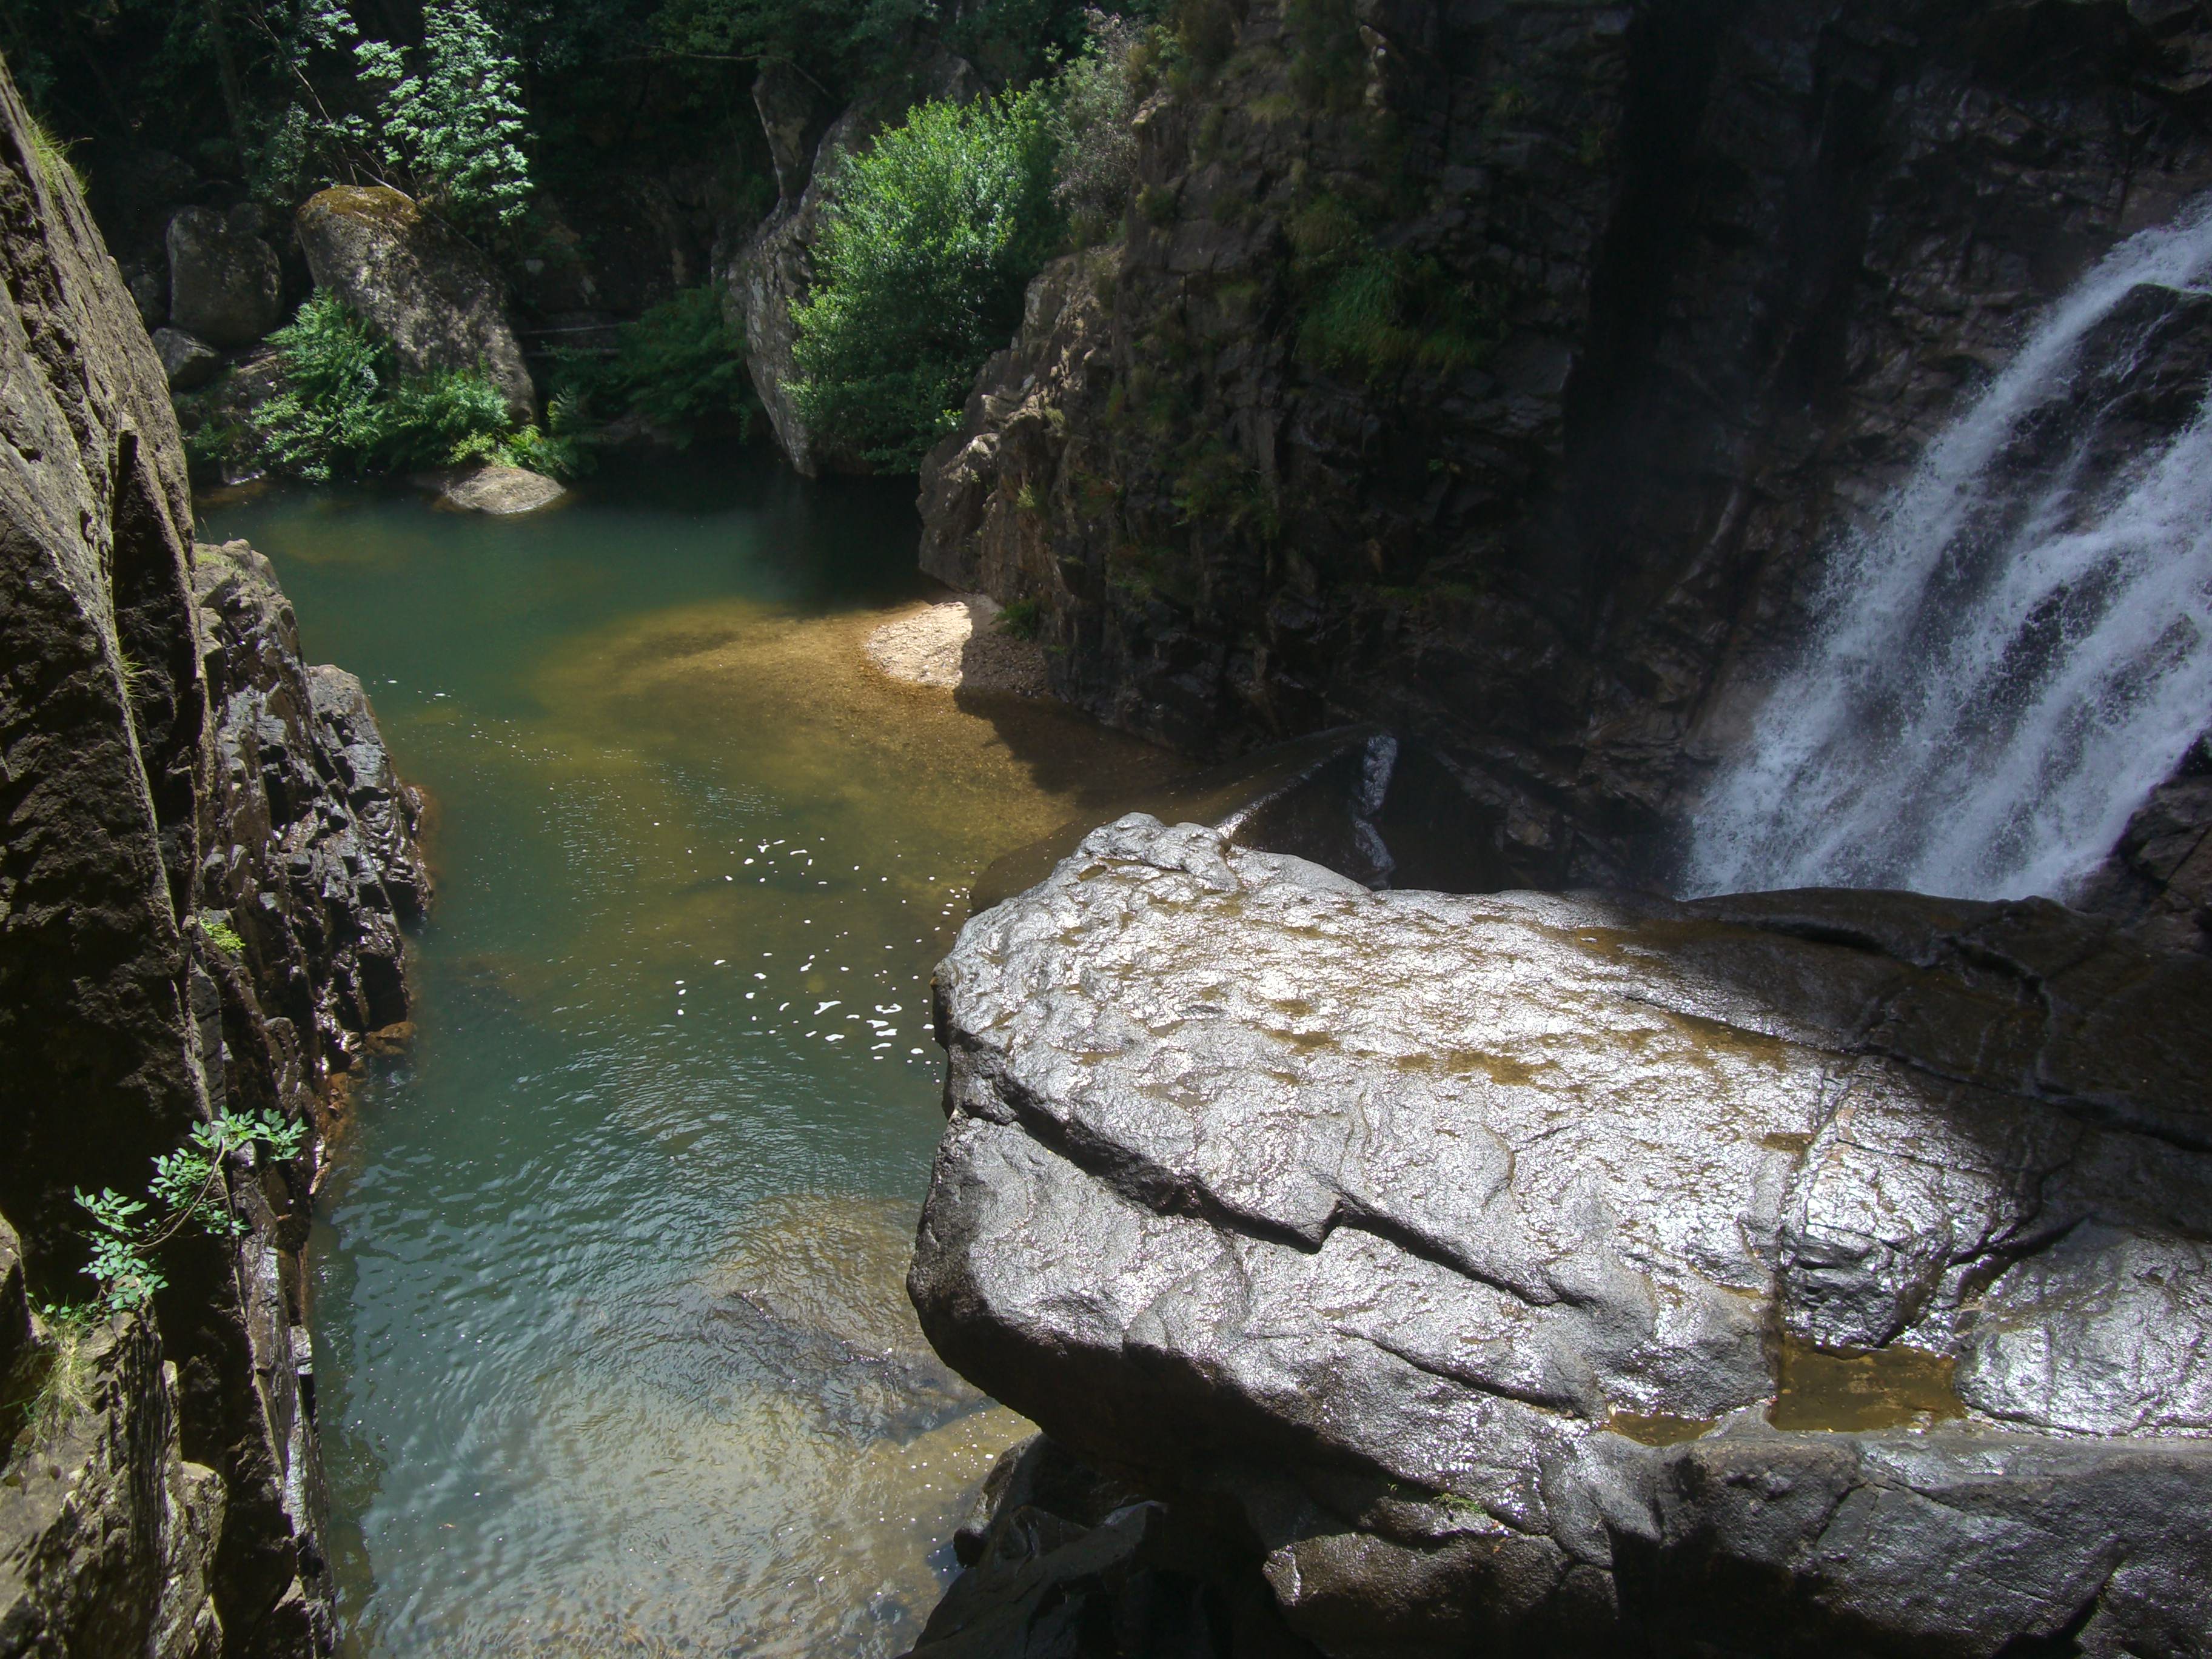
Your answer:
(201, 452), (1187, 1658)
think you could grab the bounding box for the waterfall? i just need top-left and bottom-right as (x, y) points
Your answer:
(1687, 198), (2212, 901)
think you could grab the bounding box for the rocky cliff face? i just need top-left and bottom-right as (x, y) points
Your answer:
(910, 815), (2212, 1656)
(0, 62), (423, 1658)
(919, 0), (2212, 891)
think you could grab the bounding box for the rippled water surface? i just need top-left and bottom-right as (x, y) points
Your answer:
(202, 455), (1189, 1657)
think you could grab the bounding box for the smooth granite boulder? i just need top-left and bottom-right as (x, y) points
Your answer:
(295, 184), (534, 418)
(910, 814), (2212, 1657)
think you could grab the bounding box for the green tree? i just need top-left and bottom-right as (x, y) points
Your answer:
(789, 90), (1059, 470)
(350, 0), (534, 233)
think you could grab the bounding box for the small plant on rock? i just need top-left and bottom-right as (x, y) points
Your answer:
(72, 1111), (308, 1319)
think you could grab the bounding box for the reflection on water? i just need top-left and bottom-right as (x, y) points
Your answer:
(202, 452), (1188, 1657)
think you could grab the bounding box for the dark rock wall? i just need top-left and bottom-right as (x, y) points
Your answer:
(919, 0), (2212, 890)
(0, 60), (423, 1659)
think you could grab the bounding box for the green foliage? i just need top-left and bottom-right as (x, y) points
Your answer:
(1285, 0), (1364, 110)
(351, 1), (534, 233)
(553, 287), (756, 443)
(1045, 9), (1149, 243)
(995, 597), (1043, 638)
(1168, 0), (1238, 79)
(251, 292), (389, 481)
(19, 1303), (99, 1445)
(73, 1111), (307, 1319)
(1287, 190), (1502, 381)
(790, 91), (1060, 471)
(196, 914), (246, 958)
(253, 292), (557, 480)
(23, 108), (84, 191)
(1297, 247), (1501, 378)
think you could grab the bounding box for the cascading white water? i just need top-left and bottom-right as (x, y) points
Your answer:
(1687, 197), (2212, 901)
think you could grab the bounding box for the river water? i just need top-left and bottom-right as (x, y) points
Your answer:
(201, 455), (1188, 1658)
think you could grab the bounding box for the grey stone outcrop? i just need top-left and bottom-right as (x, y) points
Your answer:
(910, 815), (2212, 1657)
(153, 324), (222, 390)
(0, 58), (424, 1656)
(295, 184), (534, 419)
(166, 204), (283, 349)
(914, 0), (2212, 886)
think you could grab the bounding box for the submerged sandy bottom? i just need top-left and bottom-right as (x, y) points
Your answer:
(203, 464), (1186, 1657)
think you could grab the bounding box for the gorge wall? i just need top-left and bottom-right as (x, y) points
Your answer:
(917, 0), (2212, 898)
(0, 63), (424, 1658)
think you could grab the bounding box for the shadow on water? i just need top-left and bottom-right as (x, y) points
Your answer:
(199, 444), (1195, 1659)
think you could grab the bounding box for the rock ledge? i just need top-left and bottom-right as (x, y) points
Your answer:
(911, 815), (2212, 1657)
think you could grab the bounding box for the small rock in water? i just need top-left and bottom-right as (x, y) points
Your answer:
(424, 464), (569, 516)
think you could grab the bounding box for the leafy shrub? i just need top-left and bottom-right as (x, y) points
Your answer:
(790, 92), (1061, 470)
(1047, 10), (1150, 243)
(350, 1), (534, 234)
(996, 597), (1044, 638)
(252, 293), (392, 481)
(253, 292), (561, 480)
(71, 1111), (307, 1319)
(1297, 247), (1502, 378)
(552, 287), (756, 442)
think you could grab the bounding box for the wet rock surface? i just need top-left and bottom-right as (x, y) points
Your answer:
(917, 0), (2212, 889)
(910, 816), (2212, 1656)
(193, 539), (429, 1070)
(295, 184), (534, 419)
(0, 61), (423, 1657)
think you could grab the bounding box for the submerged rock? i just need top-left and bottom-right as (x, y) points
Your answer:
(865, 594), (1050, 698)
(426, 463), (568, 515)
(910, 816), (2212, 1657)
(295, 185), (534, 419)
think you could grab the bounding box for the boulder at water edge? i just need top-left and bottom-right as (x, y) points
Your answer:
(910, 814), (2212, 1658)
(295, 185), (534, 419)
(165, 204), (283, 347)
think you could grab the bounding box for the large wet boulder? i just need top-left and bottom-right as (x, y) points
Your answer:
(910, 815), (2212, 1657)
(165, 203), (284, 347)
(295, 184), (534, 418)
